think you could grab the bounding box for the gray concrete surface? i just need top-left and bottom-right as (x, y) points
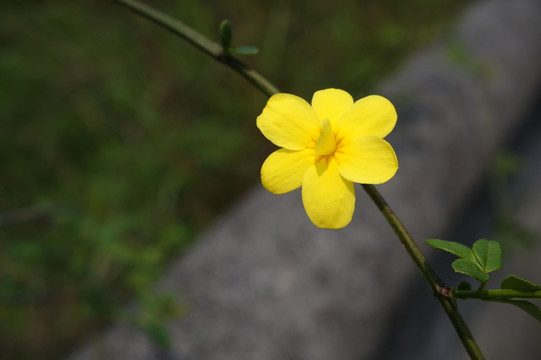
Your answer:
(69, 0), (541, 359)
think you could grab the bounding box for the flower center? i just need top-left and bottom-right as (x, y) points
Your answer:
(314, 118), (336, 157)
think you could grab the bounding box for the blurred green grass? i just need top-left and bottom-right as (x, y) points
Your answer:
(0, 0), (473, 358)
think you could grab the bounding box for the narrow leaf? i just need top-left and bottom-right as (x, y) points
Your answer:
(472, 239), (502, 273)
(232, 46), (259, 55)
(501, 275), (541, 291)
(452, 259), (489, 282)
(425, 239), (477, 264)
(505, 300), (541, 323)
(219, 19), (232, 50)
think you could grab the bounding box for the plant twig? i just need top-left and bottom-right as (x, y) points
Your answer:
(456, 289), (541, 300)
(112, 0), (279, 97)
(113, 1), (485, 358)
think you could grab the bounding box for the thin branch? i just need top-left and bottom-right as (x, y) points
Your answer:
(113, 0), (279, 97)
(456, 289), (541, 300)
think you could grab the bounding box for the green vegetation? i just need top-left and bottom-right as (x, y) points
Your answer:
(427, 238), (541, 325)
(0, 0), (473, 358)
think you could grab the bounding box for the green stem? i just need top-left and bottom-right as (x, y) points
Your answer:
(362, 185), (485, 360)
(361, 186), (444, 292)
(456, 289), (541, 300)
(477, 281), (487, 291)
(112, 0), (279, 97)
(113, 1), (485, 358)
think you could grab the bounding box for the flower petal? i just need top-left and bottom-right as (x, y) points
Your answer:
(337, 95), (397, 144)
(261, 148), (314, 194)
(311, 88), (354, 131)
(302, 157), (355, 229)
(257, 93), (320, 150)
(336, 136), (398, 184)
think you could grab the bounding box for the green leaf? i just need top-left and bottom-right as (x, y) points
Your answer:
(452, 259), (489, 282)
(505, 300), (541, 323)
(472, 239), (502, 273)
(425, 239), (477, 264)
(219, 19), (232, 51)
(232, 46), (259, 56)
(501, 275), (541, 291)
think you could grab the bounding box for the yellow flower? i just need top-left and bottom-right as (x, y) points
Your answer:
(257, 88), (398, 229)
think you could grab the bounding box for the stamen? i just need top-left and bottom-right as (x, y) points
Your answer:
(314, 119), (336, 156)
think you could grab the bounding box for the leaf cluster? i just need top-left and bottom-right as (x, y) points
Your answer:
(426, 239), (541, 324)
(425, 238), (501, 284)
